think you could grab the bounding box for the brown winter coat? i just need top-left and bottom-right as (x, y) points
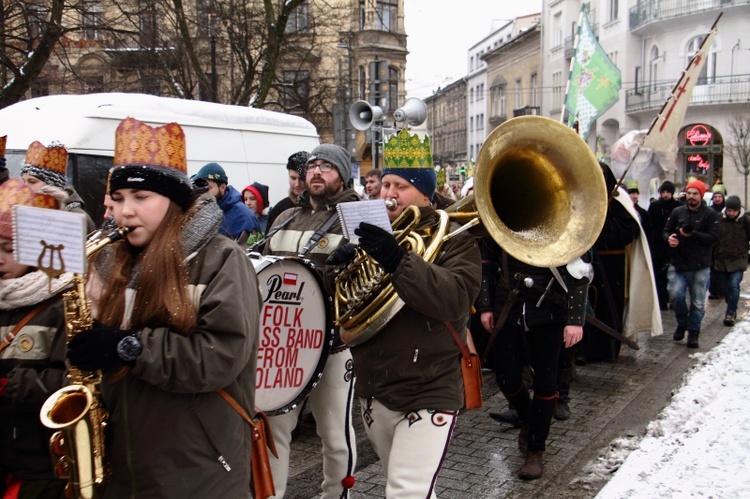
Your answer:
(0, 295), (67, 481)
(349, 206), (481, 412)
(713, 208), (750, 273)
(100, 235), (260, 499)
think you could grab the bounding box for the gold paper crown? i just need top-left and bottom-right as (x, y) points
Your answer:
(0, 178), (58, 240)
(114, 117), (187, 172)
(24, 141), (67, 175)
(383, 128), (434, 169)
(0, 135), (6, 158)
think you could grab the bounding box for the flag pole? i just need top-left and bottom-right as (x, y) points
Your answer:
(611, 12), (722, 200)
(561, 8), (585, 124)
(644, 12), (722, 142)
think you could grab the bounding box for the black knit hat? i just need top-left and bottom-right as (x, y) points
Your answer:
(658, 180), (676, 194)
(287, 151), (310, 176)
(726, 195), (742, 211)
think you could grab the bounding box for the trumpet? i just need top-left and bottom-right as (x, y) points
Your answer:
(39, 227), (130, 499)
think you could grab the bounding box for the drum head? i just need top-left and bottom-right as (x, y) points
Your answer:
(252, 257), (333, 415)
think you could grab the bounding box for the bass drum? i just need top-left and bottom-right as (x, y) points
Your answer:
(249, 255), (334, 416)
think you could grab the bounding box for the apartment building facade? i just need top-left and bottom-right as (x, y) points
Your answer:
(1, 0), (408, 174)
(541, 0), (750, 199)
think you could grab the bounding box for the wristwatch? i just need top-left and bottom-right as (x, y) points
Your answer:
(117, 334), (143, 363)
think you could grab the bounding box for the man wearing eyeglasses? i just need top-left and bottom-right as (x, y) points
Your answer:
(263, 143), (359, 499)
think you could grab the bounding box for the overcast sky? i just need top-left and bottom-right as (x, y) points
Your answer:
(403, 0), (543, 99)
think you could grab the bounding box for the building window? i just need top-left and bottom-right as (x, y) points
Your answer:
(142, 74), (161, 95)
(358, 66), (366, 100)
(27, 4), (47, 39)
(609, 51), (618, 67)
(82, 1), (104, 41)
(376, 0), (397, 31)
(531, 73), (538, 107)
(553, 12), (563, 48)
(285, 1), (310, 33)
(478, 83), (484, 101)
(609, 0), (619, 22)
(552, 71), (562, 112)
(139, 2), (157, 47)
(687, 36), (715, 85)
(470, 87), (474, 103)
(649, 46), (660, 90)
(478, 113), (484, 131)
(196, 0), (212, 36)
(470, 116), (474, 132)
(515, 78), (522, 109)
(31, 78), (49, 98)
(282, 70), (310, 112)
(492, 85), (507, 118)
(388, 66), (399, 111)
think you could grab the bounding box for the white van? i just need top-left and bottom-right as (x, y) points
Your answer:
(0, 93), (320, 221)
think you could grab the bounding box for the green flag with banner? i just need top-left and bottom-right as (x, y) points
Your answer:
(564, 5), (622, 140)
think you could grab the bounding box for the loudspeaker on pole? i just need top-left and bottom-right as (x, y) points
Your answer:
(349, 100), (384, 131)
(393, 97), (427, 127)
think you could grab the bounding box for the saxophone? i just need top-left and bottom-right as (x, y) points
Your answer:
(39, 227), (130, 499)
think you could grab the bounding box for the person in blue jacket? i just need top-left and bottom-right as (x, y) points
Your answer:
(192, 162), (261, 240)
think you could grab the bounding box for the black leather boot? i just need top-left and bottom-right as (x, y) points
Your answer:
(489, 408), (522, 428)
(687, 330), (699, 348)
(673, 325), (687, 341)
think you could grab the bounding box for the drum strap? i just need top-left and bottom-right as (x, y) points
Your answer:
(298, 211), (340, 258)
(247, 209), (301, 252)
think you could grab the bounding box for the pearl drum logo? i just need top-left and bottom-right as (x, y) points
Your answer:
(252, 257), (332, 415)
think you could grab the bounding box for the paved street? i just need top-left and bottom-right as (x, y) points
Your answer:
(283, 284), (746, 498)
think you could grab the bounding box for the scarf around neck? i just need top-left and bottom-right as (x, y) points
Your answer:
(0, 270), (73, 310)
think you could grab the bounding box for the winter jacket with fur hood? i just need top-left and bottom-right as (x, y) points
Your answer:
(96, 200), (261, 499)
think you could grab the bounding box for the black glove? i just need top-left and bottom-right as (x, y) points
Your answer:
(326, 243), (358, 266)
(67, 324), (135, 371)
(354, 222), (404, 274)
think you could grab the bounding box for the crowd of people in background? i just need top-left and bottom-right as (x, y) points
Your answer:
(1, 124), (748, 498)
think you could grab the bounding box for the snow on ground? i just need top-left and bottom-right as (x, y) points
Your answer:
(582, 317), (750, 497)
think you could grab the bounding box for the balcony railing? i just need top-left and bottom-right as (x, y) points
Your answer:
(626, 74), (750, 113)
(564, 20), (598, 58)
(513, 105), (541, 117)
(629, 0), (746, 30)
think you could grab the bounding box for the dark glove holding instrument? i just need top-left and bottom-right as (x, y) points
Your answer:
(67, 322), (142, 371)
(354, 222), (404, 274)
(326, 242), (358, 266)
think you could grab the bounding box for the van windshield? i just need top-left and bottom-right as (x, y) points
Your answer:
(6, 150), (110, 224)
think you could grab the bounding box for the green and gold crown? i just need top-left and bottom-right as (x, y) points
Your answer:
(383, 128), (434, 169)
(436, 168), (446, 187)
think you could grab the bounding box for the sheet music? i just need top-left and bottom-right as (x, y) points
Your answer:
(13, 205), (87, 274)
(337, 200), (393, 242)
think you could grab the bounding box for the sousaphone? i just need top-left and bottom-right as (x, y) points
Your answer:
(334, 115), (608, 346)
